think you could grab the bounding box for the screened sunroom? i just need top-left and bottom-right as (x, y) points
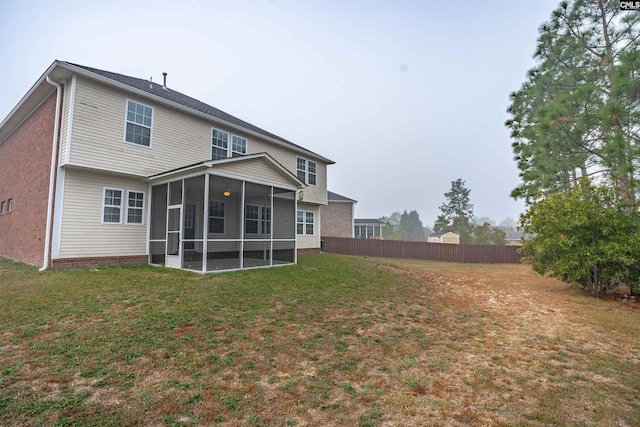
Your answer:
(147, 154), (302, 273)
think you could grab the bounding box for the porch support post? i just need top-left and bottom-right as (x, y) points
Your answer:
(269, 186), (274, 266)
(202, 173), (210, 273)
(294, 190), (298, 265)
(240, 180), (246, 269)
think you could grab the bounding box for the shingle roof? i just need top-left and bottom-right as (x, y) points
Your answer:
(327, 191), (357, 203)
(354, 219), (383, 225)
(63, 62), (329, 161)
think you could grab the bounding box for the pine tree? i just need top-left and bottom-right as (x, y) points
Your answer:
(433, 179), (475, 243)
(506, 0), (640, 205)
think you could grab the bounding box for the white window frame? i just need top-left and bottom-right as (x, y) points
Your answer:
(231, 135), (247, 157)
(212, 128), (248, 159)
(124, 99), (153, 148)
(296, 157), (306, 183)
(245, 204), (260, 235)
(296, 210), (314, 235)
(208, 200), (225, 234)
(261, 206), (271, 235)
(126, 190), (145, 225)
(0, 200), (5, 214)
(308, 160), (317, 185)
(211, 128), (230, 159)
(296, 210), (304, 235)
(102, 187), (123, 224)
(7, 198), (12, 212)
(296, 157), (317, 186)
(305, 211), (315, 235)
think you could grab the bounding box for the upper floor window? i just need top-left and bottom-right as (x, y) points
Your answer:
(125, 100), (153, 147)
(103, 188), (123, 223)
(211, 129), (229, 159)
(296, 157), (317, 185)
(7, 198), (12, 212)
(126, 191), (145, 224)
(0, 201), (5, 214)
(232, 135), (247, 157)
(212, 128), (248, 159)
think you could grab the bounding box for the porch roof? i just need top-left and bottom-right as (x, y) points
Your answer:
(147, 152), (305, 189)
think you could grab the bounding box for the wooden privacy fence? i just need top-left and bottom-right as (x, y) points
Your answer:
(321, 237), (522, 264)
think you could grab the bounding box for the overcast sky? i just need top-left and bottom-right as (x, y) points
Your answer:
(0, 0), (560, 227)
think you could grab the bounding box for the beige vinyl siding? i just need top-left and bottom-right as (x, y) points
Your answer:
(69, 77), (209, 176)
(57, 168), (148, 258)
(213, 158), (295, 187)
(68, 77), (328, 204)
(58, 80), (73, 166)
(248, 138), (328, 205)
(296, 203), (320, 249)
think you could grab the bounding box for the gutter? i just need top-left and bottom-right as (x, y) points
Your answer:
(40, 76), (63, 271)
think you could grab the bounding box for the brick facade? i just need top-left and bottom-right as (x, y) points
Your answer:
(0, 93), (57, 266)
(320, 202), (354, 238)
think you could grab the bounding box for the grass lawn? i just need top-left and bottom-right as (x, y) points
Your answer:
(1, 254), (639, 426)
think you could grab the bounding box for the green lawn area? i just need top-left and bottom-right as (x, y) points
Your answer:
(1, 254), (639, 426)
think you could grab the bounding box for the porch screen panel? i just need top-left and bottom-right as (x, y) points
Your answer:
(243, 240), (270, 267)
(184, 176), (205, 248)
(208, 177), (242, 240)
(169, 180), (182, 205)
(149, 241), (166, 265)
(272, 240), (295, 264)
(150, 184), (167, 240)
(244, 182), (272, 240)
(273, 190), (296, 240)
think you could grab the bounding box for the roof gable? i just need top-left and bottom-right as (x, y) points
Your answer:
(328, 191), (357, 203)
(148, 152), (303, 189)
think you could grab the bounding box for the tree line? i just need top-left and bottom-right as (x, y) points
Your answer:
(379, 179), (511, 245)
(507, 0), (640, 297)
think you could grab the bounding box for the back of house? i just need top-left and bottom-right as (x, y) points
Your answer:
(0, 61), (333, 272)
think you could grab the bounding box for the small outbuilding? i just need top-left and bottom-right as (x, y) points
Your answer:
(428, 232), (460, 244)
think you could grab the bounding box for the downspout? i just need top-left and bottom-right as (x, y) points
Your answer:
(40, 76), (63, 271)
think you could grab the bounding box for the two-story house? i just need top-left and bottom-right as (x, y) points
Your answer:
(0, 61), (333, 272)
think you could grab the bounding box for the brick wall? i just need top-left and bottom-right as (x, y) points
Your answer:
(320, 202), (353, 238)
(0, 93), (57, 266)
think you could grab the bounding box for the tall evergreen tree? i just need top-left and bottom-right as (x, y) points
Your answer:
(433, 179), (475, 243)
(506, 0), (640, 205)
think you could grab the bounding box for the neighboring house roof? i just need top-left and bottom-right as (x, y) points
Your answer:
(429, 231), (459, 237)
(355, 219), (383, 225)
(0, 61), (334, 165)
(327, 191), (357, 203)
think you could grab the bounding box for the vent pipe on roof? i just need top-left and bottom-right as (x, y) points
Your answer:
(149, 76), (153, 89)
(162, 72), (168, 90)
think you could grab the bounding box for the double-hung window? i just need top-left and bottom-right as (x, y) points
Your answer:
(211, 129), (229, 159)
(212, 129), (248, 159)
(232, 135), (247, 157)
(126, 191), (144, 224)
(7, 198), (12, 212)
(245, 204), (260, 234)
(296, 157), (317, 185)
(296, 210), (314, 235)
(0, 201), (5, 214)
(209, 201), (225, 233)
(103, 188), (123, 223)
(261, 206), (271, 235)
(125, 100), (153, 147)
(296, 158), (306, 182)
